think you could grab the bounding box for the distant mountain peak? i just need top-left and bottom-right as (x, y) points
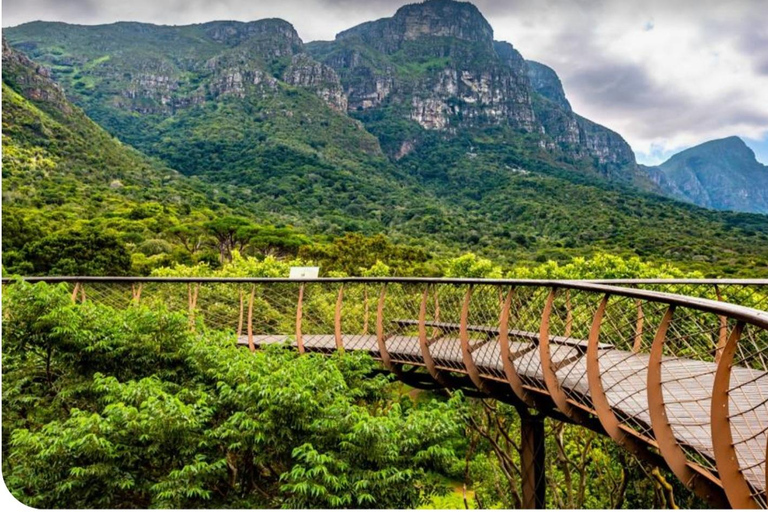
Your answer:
(648, 135), (768, 214)
(202, 18), (303, 48)
(336, 0), (493, 51)
(667, 136), (758, 167)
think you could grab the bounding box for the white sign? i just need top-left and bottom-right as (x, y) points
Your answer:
(289, 267), (319, 279)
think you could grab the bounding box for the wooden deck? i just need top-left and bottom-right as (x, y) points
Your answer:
(237, 332), (768, 495)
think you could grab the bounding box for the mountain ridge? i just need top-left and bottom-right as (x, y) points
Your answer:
(5, 3), (768, 276)
(645, 136), (768, 214)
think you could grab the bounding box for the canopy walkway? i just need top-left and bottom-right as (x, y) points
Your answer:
(5, 277), (768, 509)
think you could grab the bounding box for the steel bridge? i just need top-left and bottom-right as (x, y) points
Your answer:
(5, 277), (768, 509)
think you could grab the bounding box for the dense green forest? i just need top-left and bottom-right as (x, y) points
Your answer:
(2, 253), (709, 509)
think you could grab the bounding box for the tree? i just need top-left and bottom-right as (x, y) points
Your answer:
(19, 228), (132, 276)
(203, 216), (254, 263)
(167, 223), (208, 255)
(3, 281), (463, 509)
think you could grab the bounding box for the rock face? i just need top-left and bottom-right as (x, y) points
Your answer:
(526, 60), (570, 111)
(7, 19), (346, 116)
(336, 0), (494, 53)
(7, 0), (640, 178)
(283, 54), (348, 111)
(646, 137), (768, 214)
(309, 0), (637, 173)
(314, 0), (537, 133)
(2, 37), (71, 113)
(524, 60), (636, 170)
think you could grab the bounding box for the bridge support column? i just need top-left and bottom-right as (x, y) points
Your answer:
(520, 413), (546, 509)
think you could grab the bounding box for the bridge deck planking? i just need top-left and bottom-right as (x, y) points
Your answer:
(238, 333), (767, 494)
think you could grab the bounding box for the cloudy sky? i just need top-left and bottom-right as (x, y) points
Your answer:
(4, 0), (768, 165)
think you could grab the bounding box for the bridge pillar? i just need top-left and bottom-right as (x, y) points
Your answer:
(520, 413), (546, 509)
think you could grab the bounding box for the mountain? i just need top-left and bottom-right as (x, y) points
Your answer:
(644, 137), (768, 214)
(4, 19), (461, 237)
(5, 2), (768, 276)
(305, 0), (639, 179)
(1, 37), (236, 265)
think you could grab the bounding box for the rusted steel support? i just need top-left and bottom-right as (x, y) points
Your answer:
(334, 284), (344, 351)
(520, 412), (546, 509)
(539, 288), (588, 423)
(633, 300), (644, 353)
(431, 288), (441, 339)
(499, 288), (535, 407)
(564, 289), (573, 338)
(247, 285), (255, 352)
(648, 305), (727, 506)
(188, 283), (199, 330)
(587, 295), (652, 456)
(237, 287), (244, 337)
(460, 286), (489, 393)
(712, 321), (758, 509)
(376, 284), (395, 372)
(714, 285), (728, 363)
(296, 284), (305, 354)
(131, 283), (142, 304)
(419, 285), (445, 385)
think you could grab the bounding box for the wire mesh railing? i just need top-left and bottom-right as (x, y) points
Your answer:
(3, 276), (768, 508)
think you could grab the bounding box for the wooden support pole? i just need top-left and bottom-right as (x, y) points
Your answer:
(520, 413), (546, 509)
(633, 300), (644, 353)
(71, 282), (80, 303)
(363, 287), (369, 335)
(714, 285), (727, 363)
(247, 285), (256, 352)
(237, 287), (244, 337)
(334, 284), (344, 351)
(296, 284), (305, 354)
(132, 283), (143, 304)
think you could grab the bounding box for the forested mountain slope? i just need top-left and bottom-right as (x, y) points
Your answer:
(4, 1), (768, 276)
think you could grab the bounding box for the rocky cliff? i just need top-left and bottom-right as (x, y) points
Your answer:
(2, 37), (71, 113)
(645, 137), (768, 214)
(8, 0), (641, 180)
(308, 0), (637, 173)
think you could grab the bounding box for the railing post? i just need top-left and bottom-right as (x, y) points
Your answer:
(247, 285), (255, 352)
(296, 283), (305, 354)
(376, 284), (395, 372)
(499, 288), (534, 407)
(714, 285), (727, 363)
(460, 285), (488, 393)
(587, 294), (648, 457)
(539, 287), (588, 423)
(632, 299), (644, 353)
(237, 286), (244, 337)
(711, 321), (756, 509)
(520, 412), (546, 509)
(647, 305), (727, 506)
(418, 284), (445, 386)
(334, 284), (344, 351)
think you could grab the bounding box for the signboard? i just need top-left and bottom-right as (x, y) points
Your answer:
(289, 266), (320, 279)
